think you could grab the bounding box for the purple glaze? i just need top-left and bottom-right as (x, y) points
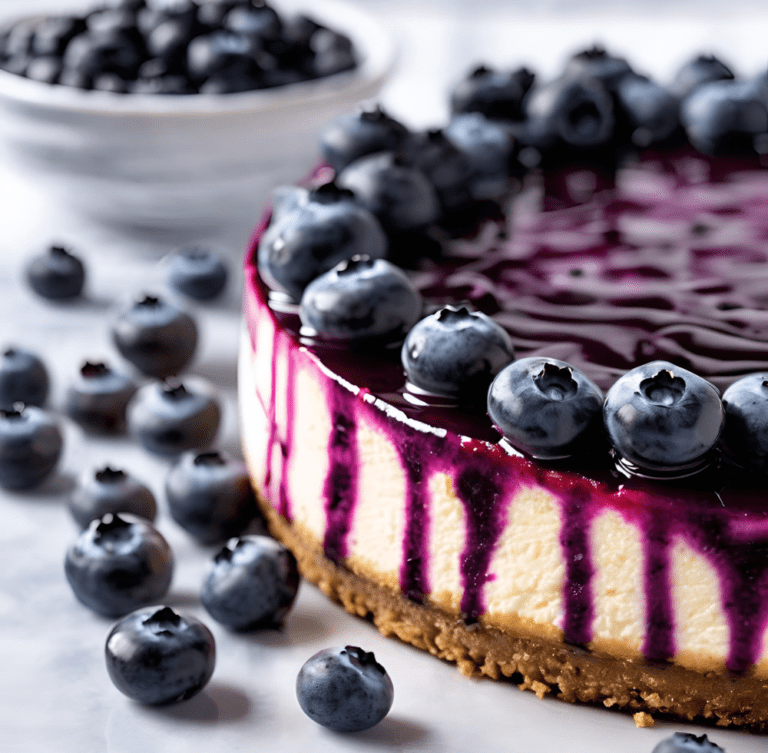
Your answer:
(244, 149), (768, 673)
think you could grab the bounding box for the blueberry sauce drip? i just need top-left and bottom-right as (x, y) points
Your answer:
(322, 381), (359, 563)
(642, 512), (675, 662)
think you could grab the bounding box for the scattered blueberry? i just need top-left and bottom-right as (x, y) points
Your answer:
(564, 45), (633, 91)
(165, 450), (258, 545)
(25, 244), (86, 300)
(166, 246), (228, 301)
(64, 513), (173, 617)
(681, 79), (768, 156)
(258, 182), (387, 302)
(128, 379), (221, 456)
(671, 54), (735, 100)
(721, 373), (768, 473)
(603, 361), (725, 476)
(319, 104), (412, 173)
(651, 732), (725, 753)
(336, 151), (441, 235)
(451, 64), (533, 121)
(68, 466), (157, 529)
(201, 535), (299, 630)
(299, 256), (422, 345)
(65, 361), (137, 433)
(112, 294), (198, 378)
(0, 404), (62, 490)
(0, 347), (49, 408)
(488, 357), (604, 459)
(105, 605), (216, 705)
(296, 646), (394, 732)
(401, 306), (514, 400)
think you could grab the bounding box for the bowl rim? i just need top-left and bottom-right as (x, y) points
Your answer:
(0, 0), (397, 116)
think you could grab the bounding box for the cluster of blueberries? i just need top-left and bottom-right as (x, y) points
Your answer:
(0, 0), (356, 95)
(7, 240), (395, 731)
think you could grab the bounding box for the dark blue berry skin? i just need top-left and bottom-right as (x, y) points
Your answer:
(65, 361), (137, 433)
(487, 357), (604, 459)
(105, 606), (215, 705)
(0, 405), (62, 490)
(165, 450), (258, 545)
(0, 347), (49, 408)
(401, 306), (513, 400)
(259, 183), (387, 302)
(64, 513), (173, 618)
(564, 46), (633, 91)
(603, 361), (725, 475)
(186, 31), (259, 84)
(450, 64), (533, 121)
(201, 535), (299, 630)
(296, 646), (394, 732)
(651, 732), (724, 753)
(671, 54), (735, 100)
(128, 381), (221, 456)
(25, 245), (85, 300)
(721, 373), (768, 473)
(167, 247), (228, 301)
(336, 152), (441, 235)
(615, 73), (681, 148)
(112, 294), (198, 379)
(320, 104), (411, 173)
(299, 256), (422, 345)
(68, 467), (157, 529)
(681, 79), (768, 156)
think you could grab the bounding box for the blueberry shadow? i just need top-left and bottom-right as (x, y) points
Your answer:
(164, 589), (203, 610)
(336, 716), (432, 747)
(244, 610), (331, 648)
(139, 682), (251, 724)
(194, 357), (239, 389)
(9, 470), (78, 502)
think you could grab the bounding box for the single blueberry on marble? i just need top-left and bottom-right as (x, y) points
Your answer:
(201, 535), (299, 630)
(651, 732), (725, 753)
(0, 404), (62, 490)
(299, 255), (422, 345)
(401, 305), (513, 400)
(68, 466), (157, 529)
(105, 606), (215, 705)
(64, 513), (173, 617)
(721, 373), (768, 473)
(0, 346), (49, 408)
(166, 246), (228, 301)
(603, 361), (725, 475)
(25, 244), (85, 300)
(65, 360), (137, 433)
(296, 646), (394, 732)
(488, 357), (604, 459)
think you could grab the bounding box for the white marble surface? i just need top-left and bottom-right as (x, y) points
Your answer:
(2, 2), (768, 752)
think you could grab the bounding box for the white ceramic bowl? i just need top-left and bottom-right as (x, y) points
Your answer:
(0, 0), (396, 236)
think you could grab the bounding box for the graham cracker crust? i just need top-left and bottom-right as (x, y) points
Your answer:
(255, 492), (768, 732)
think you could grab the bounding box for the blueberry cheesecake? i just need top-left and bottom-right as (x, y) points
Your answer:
(240, 47), (768, 729)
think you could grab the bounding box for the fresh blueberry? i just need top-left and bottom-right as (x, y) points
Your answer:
(721, 373), (768, 473)
(296, 646), (394, 732)
(128, 380), (221, 456)
(0, 347), (49, 408)
(603, 361), (725, 476)
(681, 79), (768, 156)
(0, 404), (62, 490)
(68, 466), (157, 529)
(671, 54), (735, 100)
(615, 73), (680, 148)
(488, 357), (604, 459)
(308, 28), (356, 79)
(299, 256), (422, 345)
(64, 513), (173, 617)
(25, 56), (63, 84)
(401, 306), (513, 400)
(336, 152), (441, 235)
(444, 112), (517, 201)
(186, 31), (259, 84)
(32, 16), (86, 58)
(201, 535), (299, 630)
(651, 732), (725, 753)
(165, 450), (258, 545)
(564, 45), (633, 91)
(62, 28), (144, 83)
(65, 361), (137, 433)
(25, 244), (86, 300)
(223, 3), (282, 40)
(450, 64), (533, 121)
(112, 294), (198, 379)
(258, 182), (387, 302)
(166, 246), (228, 301)
(105, 606), (215, 705)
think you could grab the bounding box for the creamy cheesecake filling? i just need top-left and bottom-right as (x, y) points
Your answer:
(241, 149), (768, 689)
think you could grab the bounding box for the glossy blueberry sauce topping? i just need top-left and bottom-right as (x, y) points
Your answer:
(245, 150), (768, 670)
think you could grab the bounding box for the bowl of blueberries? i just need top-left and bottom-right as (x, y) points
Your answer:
(0, 0), (396, 235)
